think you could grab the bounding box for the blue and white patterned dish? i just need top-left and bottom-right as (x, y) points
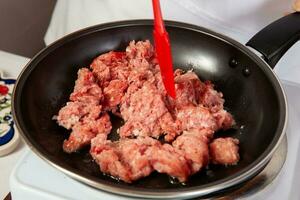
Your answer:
(0, 71), (19, 156)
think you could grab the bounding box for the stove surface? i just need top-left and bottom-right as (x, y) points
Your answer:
(9, 80), (300, 200)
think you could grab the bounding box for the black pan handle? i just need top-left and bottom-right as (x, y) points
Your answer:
(246, 12), (300, 68)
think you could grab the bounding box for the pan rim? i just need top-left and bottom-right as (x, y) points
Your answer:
(12, 19), (288, 199)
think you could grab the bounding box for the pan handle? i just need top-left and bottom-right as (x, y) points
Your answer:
(246, 12), (300, 69)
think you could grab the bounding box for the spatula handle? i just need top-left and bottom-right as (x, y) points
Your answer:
(152, 0), (165, 33)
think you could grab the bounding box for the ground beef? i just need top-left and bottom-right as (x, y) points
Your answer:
(126, 40), (154, 60)
(120, 81), (180, 141)
(172, 77), (198, 108)
(213, 110), (235, 130)
(103, 79), (128, 111)
(91, 134), (191, 183)
(198, 81), (224, 112)
(90, 134), (132, 182)
(117, 137), (158, 181)
(72, 68), (98, 92)
(56, 102), (92, 129)
(176, 105), (218, 132)
(55, 40), (239, 183)
(166, 70), (201, 111)
(146, 143), (191, 182)
(173, 129), (211, 173)
(56, 67), (107, 153)
(90, 135), (159, 182)
(210, 137), (240, 165)
(90, 51), (128, 86)
(56, 68), (103, 129)
(70, 68), (103, 105)
(63, 113), (112, 153)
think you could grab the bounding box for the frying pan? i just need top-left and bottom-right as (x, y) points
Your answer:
(12, 12), (300, 199)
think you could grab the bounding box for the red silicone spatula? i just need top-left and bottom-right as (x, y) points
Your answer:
(152, 0), (176, 98)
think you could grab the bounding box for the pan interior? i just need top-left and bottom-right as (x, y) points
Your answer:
(14, 22), (284, 191)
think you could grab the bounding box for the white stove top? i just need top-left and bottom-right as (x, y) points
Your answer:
(8, 80), (300, 200)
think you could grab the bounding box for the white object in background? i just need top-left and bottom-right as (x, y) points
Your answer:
(45, 0), (293, 45)
(44, 0), (300, 85)
(9, 80), (300, 200)
(0, 50), (29, 200)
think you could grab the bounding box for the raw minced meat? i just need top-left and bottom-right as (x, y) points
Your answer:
(56, 68), (103, 130)
(173, 129), (211, 173)
(210, 137), (240, 165)
(91, 134), (191, 182)
(103, 79), (128, 111)
(70, 68), (103, 105)
(55, 40), (239, 183)
(56, 101), (93, 130)
(91, 51), (129, 86)
(90, 134), (132, 182)
(120, 81), (180, 141)
(198, 81), (224, 112)
(169, 70), (201, 110)
(176, 105), (218, 132)
(146, 143), (191, 182)
(63, 113), (112, 153)
(90, 135), (161, 182)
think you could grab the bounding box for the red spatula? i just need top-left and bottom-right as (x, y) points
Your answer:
(152, 0), (176, 99)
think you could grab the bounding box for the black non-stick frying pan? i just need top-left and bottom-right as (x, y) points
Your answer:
(12, 13), (300, 199)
